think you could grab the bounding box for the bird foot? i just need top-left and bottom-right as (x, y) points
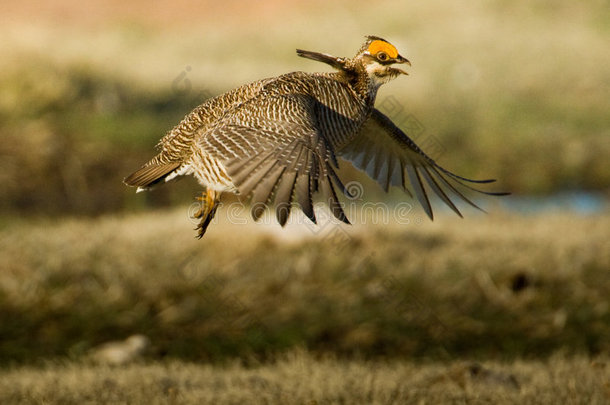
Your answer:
(193, 190), (219, 238)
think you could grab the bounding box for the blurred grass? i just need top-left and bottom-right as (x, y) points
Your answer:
(0, 62), (204, 214)
(1, 352), (609, 404)
(0, 0), (609, 215)
(0, 209), (608, 365)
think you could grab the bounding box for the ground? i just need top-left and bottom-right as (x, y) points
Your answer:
(1, 352), (608, 404)
(0, 208), (608, 403)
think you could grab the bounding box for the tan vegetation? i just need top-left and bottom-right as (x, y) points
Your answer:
(1, 352), (608, 404)
(0, 209), (608, 364)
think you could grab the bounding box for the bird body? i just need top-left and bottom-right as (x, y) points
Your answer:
(125, 36), (505, 237)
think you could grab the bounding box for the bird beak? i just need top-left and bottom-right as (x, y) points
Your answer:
(394, 55), (411, 75)
(397, 55), (411, 66)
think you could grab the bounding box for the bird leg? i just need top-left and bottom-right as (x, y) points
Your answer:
(193, 189), (219, 239)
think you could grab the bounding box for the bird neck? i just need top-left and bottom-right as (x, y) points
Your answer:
(330, 60), (380, 106)
(347, 64), (379, 106)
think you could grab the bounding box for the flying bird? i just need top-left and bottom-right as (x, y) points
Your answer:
(124, 36), (506, 237)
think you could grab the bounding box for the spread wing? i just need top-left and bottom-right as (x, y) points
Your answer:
(201, 92), (353, 226)
(338, 108), (507, 219)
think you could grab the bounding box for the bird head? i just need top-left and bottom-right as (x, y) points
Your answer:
(297, 35), (410, 94)
(354, 36), (411, 87)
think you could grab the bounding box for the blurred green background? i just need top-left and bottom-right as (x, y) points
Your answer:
(1, 0), (609, 382)
(1, 0), (608, 216)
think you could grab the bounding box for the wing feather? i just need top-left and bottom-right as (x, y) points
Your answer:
(275, 170), (298, 226)
(338, 108), (506, 218)
(405, 165), (433, 219)
(295, 172), (316, 223)
(251, 164), (285, 221)
(235, 158), (278, 198)
(420, 167), (462, 217)
(320, 174), (350, 224)
(202, 90), (352, 225)
(429, 166), (485, 212)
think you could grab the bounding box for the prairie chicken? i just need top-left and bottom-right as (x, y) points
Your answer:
(124, 36), (505, 237)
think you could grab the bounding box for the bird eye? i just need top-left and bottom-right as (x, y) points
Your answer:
(377, 52), (389, 62)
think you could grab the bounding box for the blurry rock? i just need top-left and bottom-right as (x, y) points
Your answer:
(90, 334), (150, 365)
(510, 272), (530, 293)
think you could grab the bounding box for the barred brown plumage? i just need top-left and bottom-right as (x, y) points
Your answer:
(124, 35), (507, 238)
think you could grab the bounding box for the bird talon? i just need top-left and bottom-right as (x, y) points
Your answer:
(193, 207), (205, 219)
(192, 190), (218, 238)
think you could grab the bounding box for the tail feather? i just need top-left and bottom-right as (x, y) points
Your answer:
(123, 162), (181, 189)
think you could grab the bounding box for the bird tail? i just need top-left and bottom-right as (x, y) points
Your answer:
(123, 162), (182, 192)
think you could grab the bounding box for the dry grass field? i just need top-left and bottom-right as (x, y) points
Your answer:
(0, 208), (609, 404)
(1, 352), (608, 404)
(1, 208), (609, 363)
